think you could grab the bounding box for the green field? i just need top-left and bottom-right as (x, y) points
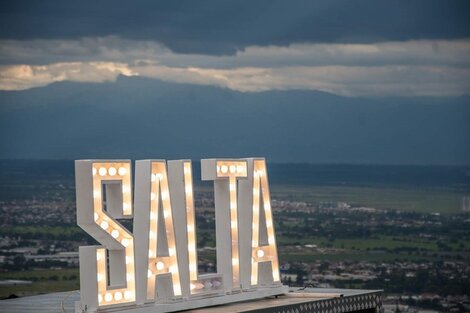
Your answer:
(271, 185), (467, 214)
(0, 269), (79, 299)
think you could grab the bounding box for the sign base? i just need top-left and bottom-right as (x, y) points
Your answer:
(75, 285), (289, 313)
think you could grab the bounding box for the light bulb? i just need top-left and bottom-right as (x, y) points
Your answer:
(147, 270), (152, 278)
(229, 165), (236, 173)
(150, 192), (156, 200)
(221, 165), (228, 173)
(94, 212), (99, 221)
(185, 185), (192, 194)
(111, 229), (119, 238)
(124, 291), (132, 300)
(93, 191), (100, 198)
(168, 248), (175, 256)
(98, 294), (103, 303)
(114, 292), (122, 301)
(108, 167), (117, 176)
(236, 165), (243, 173)
(155, 173), (163, 180)
(156, 261), (164, 271)
(256, 170), (263, 177)
(92, 168), (97, 176)
(121, 238), (129, 247)
(97, 273), (103, 282)
(232, 258), (239, 265)
(104, 293), (112, 302)
(125, 256), (132, 264)
(257, 249), (265, 258)
(100, 221), (109, 230)
(98, 167), (107, 176)
(118, 167), (127, 176)
(122, 186), (130, 193)
(150, 212), (156, 220)
(189, 264), (197, 272)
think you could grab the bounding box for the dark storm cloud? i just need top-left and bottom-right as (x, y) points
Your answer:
(1, 0), (470, 55)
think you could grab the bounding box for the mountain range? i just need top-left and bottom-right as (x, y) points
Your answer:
(1, 76), (469, 165)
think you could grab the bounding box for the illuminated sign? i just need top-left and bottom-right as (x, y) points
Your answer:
(75, 158), (286, 313)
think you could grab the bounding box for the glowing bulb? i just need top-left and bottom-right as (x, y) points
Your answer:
(97, 253), (101, 261)
(124, 291), (132, 300)
(163, 210), (170, 219)
(156, 261), (164, 271)
(169, 265), (178, 273)
(93, 191), (100, 198)
(229, 183), (235, 191)
(92, 168), (97, 176)
(123, 202), (130, 212)
(147, 270), (152, 278)
(98, 294), (103, 303)
(100, 221), (109, 230)
(121, 238), (130, 247)
(168, 248), (175, 256)
(189, 264), (197, 272)
(161, 191), (168, 200)
(184, 165), (190, 175)
(118, 167), (127, 176)
(125, 256), (132, 264)
(97, 273), (103, 282)
(231, 221), (237, 228)
(150, 212), (156, 220)
(268, 236), (274, 244)
(114, 292), (122, 301)
(155, 173), (163, 180)
(122, 186), (130, 193)
(187, 224), (194, 232)
(150, 192), (156, 200)
(257, 249), (265, 258)
(98, 167), (107, 176)
(111, 229), (119, 238)
(256, 170), (263, 177)
(236, 165), (243, 173)
(104, 293), (112, 302)
(185, 185), (192, 194)
(108, 167), (117, 176)
(232, 258), (239, 265)
(221, 165), (228, 173)
(229, 165), (236, 173)
(94, 212), (98, 221)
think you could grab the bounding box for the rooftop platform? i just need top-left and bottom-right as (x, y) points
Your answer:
(0, 288), (383, 313)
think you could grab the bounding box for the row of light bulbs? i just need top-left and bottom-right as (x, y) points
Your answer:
(93, 166), (128, 177)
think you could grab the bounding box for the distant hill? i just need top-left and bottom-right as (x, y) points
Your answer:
(1, 76), (469, 164)
(1, 160), (469, 190)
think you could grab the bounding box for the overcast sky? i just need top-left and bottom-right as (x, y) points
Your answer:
(1, 0), (470, 97)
